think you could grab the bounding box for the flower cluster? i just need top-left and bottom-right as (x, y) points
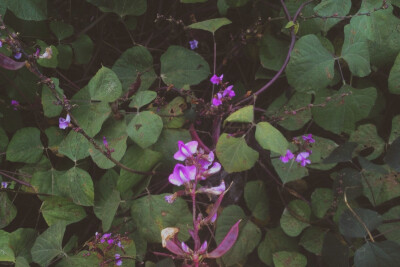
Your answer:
(210, 74), (235, 107)
(189, 39), (198, 50)
(11, 100), (19, 110)
(280, 134), (315, 167)
(86, 232), (129, 266)
(59, 114), (71, 129)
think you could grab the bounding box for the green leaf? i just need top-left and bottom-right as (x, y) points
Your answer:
(157, 96), (187, 128)
(129, 91), (157, 109)
(45, 127), (66, 152)
(257, 227), (298, 266)
(160, 45), (210, 89)
(86, 0), (147, 17)
(323, 142), (358, 163)
(277, 93), (312, 131)
(42, 78), (63, 118)
(349, 124), (384, 160)
(0, 230), (14, 262)
(312, 86), (377, 134)
(217, 0), (229, 15)
(9, 228), (37, 261)
(49, 21), (74, 40)
(94, 170), (121, 231)
(388, 52), (400, 94)
(130, 194), (192, 243)
(216, 133), (259, 173)
(339, 208), (382, 238)
(55, 250), (99, 267)
(0, 127), (8, 159)
(354, 241), (400, 267)
(41, 197), (86, 226)
(311, 188), (333, 218)
(31, 168), (64, 197)
(7, 0), (47, 21)
(88, 66), (122, 102)
(225, 0), (249, 7)
(225, 105), (253, 124)
(127, 111), (163, 149)
(6, 127), (43, 163)
(341, 22), (371, 77)
(273, 251), (307, 267)
(286, 34), (335, 92)
(389, 114), (400, 144)
(15, 256), (30, 267)
(58, 131), (90, 162)
(71, 34), (93, 65)
(259, 34), (290, 71)
(332, 168), (363, 201)
(58, 167), (94, 206)
(89, 119), (128, 169)
(280, 200), (311, 237)
(112, 46), (156, 92)
(321, 232), (349, 267)
(299, 227), (327, 255)
(384, 137), (400, 172)
(255, 122), (288, 155)
(71, 86), (111, 137)
(215, 205), (261, 266)
(244, 180), (269, 221)
(307, 136), (338, 170)
(181, 0), (208, 3)
(313, 0), (352, 32)
(377, 206), (400, 244)
(57, 44), (73, 70)
(188, 18), (231, 34)
(0, 192), (17, 228)
(31, 222), (66, 267)
(118, 145), (162, 193)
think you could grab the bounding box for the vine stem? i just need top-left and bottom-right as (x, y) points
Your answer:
(0, 170), (32, 187)
(235, 0), (314, 106)
(189, 124), (211, 153)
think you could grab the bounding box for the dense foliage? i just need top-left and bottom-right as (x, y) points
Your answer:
(1, 0), (400, 266)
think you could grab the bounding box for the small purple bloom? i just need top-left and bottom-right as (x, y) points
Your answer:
(115, 254), (122, 266)
(14, 52), (22, 60)
(210, 74), (223, 85)
(103, 136), (109, 147)
(296, 152), (311, 167)
(174, 140), (198, 161)
(1, 182), (7, 189)
(168, 164), (197, 186)
(212, 93), (223, 107)
(11, 100), (19, 110)
(59, 114), (71, 129)
(302, 134), (315, 143)
(202, 162), (222, 178)
(201, 180), (225, 195)
(198, 151), (214, 170)
(211, 212), (218, 223)
(189, 39), (198, 50)
(165, 194), (176, 204)
(181, 242), (191, 253)
(117, 241), (123, 248)
(198, 241), (208, 254)
(107, 239), (114, 244)
(0, 40), (2, 47)
(222, 85), (235, 98)
(280, 150), (294, 163)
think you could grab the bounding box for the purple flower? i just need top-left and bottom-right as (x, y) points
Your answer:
(117, 241), (124, 248)
(210, 74), (223, 85)
(0, 40), (2, 47)
(189, 39), (198, 50)
(174, 141), (198, 161)
(181, 242), (191, 253)
(198, 241), (208, 254)
(107, 239), (114, 244)
(200, 180), (225, 195)
(1, 182), (7, 189)
(198, 151), (214, 169)
(165, 194), (176, 204)
(103, 136), (109, 148)
(11, 100), (19, 110)
(212, 93), (223, 107)
(100, 233), (111, 243)
(14, 52), (22, 60)
(222, 85), (235, 98)
(296, 152), (311, 167)
(168, 164), (197, 186)
(302, 134), (315, 143)
(280, 150), (294, 163)
(59, 114), (71, 129)
(211, 212), (218, 223)
(202, 162), (221, 178)
(115, 254), (122, 266)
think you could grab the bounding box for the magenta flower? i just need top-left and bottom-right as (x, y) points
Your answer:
(107, 239), (114, 244)
(0, 40), (2, 47)
(212, 93), (223, 107)
(174, 141), (198, 161)
(296, 152), (311, 166)
(181, 242), (191, 253)
(115, 254), (122, 266)
(165, 194), (176, 204)
(103, 136), (109, 148)
(11, 100), (19, 110)
(199, 180), (225, 195)
(198, 151), (214, 169)
(302, 134), (315, 143)
(168, 164), (197, 186)
(211, 212), (218, 223)
(280, 150), (294, 163)
(198, 241), (208, 254)
(222, 85), (235, 98)
(100, 233), (111, 243)
(59, 114), (71, 129)
(189, 40), (198, 50)
(202, 162), (221, 178)
(14, 52), (22, 60)
(1, 182), (7, 189)
(210, 74), (223, 85)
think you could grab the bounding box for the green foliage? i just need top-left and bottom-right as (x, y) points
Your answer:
(224, 105), (253, 124)
(280, 200), (311, 237)
(127, 111), (163, 148)
(41, 197), (86, 226)
(6, 127), (43, 163)
(88, 66), (122, 102)
(188, 18), (232, 34)
(255, 122), (288, 155)
(273, 251), (307, 267)
(244, 180), (269, 221)
(0, 192), (17, 228)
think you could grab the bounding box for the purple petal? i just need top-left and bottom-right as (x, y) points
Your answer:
(185, 141), (198, 154)
(165, 194), (176, 204)
(0, 53), (25, 70)
(165, 239), (185, 256)
(204, 162), (221, 177)
(59, 118), (69, 129)
(204, 180), (225, 195)
(173, 150), (187, 161)
(185, 165), (197, 181)
(189, 40), (198, 50)
(1, 182), (7, 189)
(116, 260), (122, 266)
(65, 114), (71, 123)
(198, 240), (208, 254)
(280, 155), (289, 163)
(211, 212), (218, 223)
(14, 52), (22, 60)
(181, 241), (191, 253)
(168, 173), (183, 186)
(212, 97), (222, 107)
(206, 220), (241, 258)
